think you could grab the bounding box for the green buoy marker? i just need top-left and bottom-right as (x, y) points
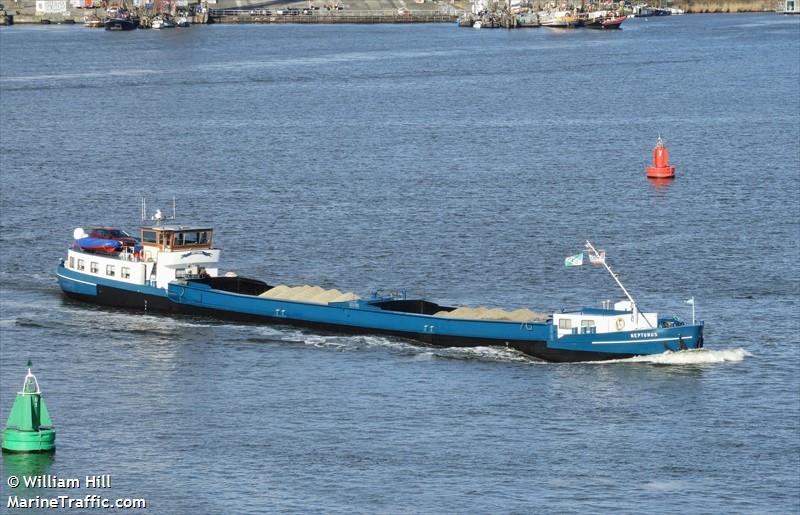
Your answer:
(2, 361), (56, 453)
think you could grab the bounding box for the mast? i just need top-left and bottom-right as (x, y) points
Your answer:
(584, 240), (653, 329)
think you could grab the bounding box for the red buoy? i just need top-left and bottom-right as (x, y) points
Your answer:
(646, 136), (675, 179)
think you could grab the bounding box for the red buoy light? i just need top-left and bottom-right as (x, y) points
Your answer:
(646, 136), (675, 179)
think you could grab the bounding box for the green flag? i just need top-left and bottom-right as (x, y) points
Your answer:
(565, 252), (584, 267)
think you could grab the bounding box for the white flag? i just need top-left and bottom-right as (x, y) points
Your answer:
(589, 250), (606, 265)
(685, 297), (695, 305)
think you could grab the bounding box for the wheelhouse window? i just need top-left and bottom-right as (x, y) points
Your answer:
(121, 267), (130, 279)
(558, 319), (572, 330)
(77, 259), (84, 271)
(580, 320), (596, 334)
(174, 268), (186, 279)
(142, 230), (159, 245)
(69, 257), (75, 269)
(90, 262), (98, 273)
(171, 230), (212, 249)
(106, 264), (115, 277)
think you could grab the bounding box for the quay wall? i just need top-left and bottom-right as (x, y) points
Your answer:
(672, 0), (782, 12)
(2, 11), (208, 24)
(210, 13), (457, 24)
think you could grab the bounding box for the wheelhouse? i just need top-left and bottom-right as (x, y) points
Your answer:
(140, 226), (213, 252)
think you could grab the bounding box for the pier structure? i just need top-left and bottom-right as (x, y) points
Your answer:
(209, 8), (457, 23)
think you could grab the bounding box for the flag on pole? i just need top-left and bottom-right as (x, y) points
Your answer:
(685, 297), (695, 305)
(589, 249), (606, 265)
(565, 252), (584, 267)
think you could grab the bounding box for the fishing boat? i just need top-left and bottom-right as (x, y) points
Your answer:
(539, 10), (582, 28)
(175, 15), (190, 27)
(151, 15), (175, 29)
(583, 11), (625, 29)
(56, 206), (704, 362)
(104, 9), (138, 30)
(599, 15), (625, 29)
(84, 14), (104, 28)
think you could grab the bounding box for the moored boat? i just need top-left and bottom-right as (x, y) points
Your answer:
(583, 11), (626, 29)
(600, 15), (626, 29)
(151, 15), (175, 29)
(539, 10), (582, 28)
(57, 210), (705, 362)
(104, 12), (138, 30)
(84, 14), (104, 28)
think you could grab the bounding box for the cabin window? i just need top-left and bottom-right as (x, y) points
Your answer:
(121, 267), (130, 279)
(142, 230), (158, 244)
(173, 232), (204, 246)
(69, 257), (75, 269)
(558, 319), (572, 330)
(77, 259), (84, 271)
(175, 268), (186, 279)
(106, 264), (115, 277)
(90, 262), (98, 273)
(580, 320), (596, 334)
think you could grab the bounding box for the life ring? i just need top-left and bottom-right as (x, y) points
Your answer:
(615, 318), (625, 331)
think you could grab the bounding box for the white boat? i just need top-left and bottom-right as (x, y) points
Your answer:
(539, 10), (580, 27)
(151, 16), (175, 29)
(176, 15), (189, 27)
(473, 20), (482, 28)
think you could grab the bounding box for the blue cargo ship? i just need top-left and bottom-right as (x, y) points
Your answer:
(56, 210), (704, 362)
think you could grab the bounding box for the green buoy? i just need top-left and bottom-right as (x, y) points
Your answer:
(2, 361), (56, 454)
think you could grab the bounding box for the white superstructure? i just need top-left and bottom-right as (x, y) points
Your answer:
(553, 301), (658, 338)
(64, 224), (221, 290)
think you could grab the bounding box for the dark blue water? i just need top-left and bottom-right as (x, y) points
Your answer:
(1, 14), (799, 513)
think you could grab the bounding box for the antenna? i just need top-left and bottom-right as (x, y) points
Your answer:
(146, 198), (178, 225)
(584, 240), (654, 329)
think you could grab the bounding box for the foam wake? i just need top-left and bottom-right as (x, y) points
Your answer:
(432, 345), (537, 363)
(598, 348), (751, 365)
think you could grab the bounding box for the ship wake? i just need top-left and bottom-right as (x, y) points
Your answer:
(596, 348), (751, 365)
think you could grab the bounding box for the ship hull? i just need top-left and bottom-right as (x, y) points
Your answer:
(584, 16), (625, 29)
(57, 263), (703, 362)
(104, 18), (138, 30)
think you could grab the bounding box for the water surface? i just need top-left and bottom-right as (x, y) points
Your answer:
(1, 14), (799, 513)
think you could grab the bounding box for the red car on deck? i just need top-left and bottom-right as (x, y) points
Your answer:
(88, 228), (139, 247)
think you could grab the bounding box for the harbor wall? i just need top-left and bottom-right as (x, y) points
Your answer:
(210, 12), (457, 23)
(0, 0), (786, 25)
(672, 0), (782, 11)
(2, 10), (208, 24)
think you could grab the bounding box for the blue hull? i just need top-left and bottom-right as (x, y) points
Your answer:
(57, 263), (704, 362)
